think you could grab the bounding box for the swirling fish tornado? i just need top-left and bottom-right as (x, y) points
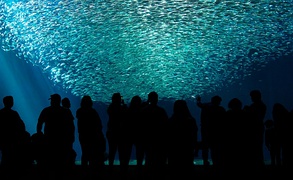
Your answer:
(0, 0), (293, 103)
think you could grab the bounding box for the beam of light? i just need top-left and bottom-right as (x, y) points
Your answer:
(0, 48), (56, 134)
(0, 0), (293, 103)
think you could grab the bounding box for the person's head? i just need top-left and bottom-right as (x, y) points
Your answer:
(3, 95), (13, 108)
(250, 90), (262, 102)
(173, 99), (190, 117)
(272, 103), (288, 116)
(228, 98), (242, 110)
(62, 97), (71, 109)
(49, 93), (61, 107)
(112, 93), (122, 104)
(81, 95), (93, 108)
(211, 95), (222, 106)
(147, 91), (158, 105)
(130, 95), (142, 108)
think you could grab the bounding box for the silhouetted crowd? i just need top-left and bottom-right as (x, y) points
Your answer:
(0, 90), (293, 179)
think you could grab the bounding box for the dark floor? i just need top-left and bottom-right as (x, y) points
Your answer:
(0, 164), (292, 180)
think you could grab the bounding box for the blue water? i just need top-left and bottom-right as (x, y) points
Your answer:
(1, 0), (293, 103)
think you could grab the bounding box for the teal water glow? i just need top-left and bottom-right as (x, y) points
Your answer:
(1, 0), (292, 103)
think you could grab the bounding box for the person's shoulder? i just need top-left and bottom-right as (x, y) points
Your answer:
(0, 107), (12, 112)
(63, 106), (71, 112)
(42, 106), (52, 111)
(88, 107), (98, 114)
(63, 107), (74, 115)
(7, 108), (18, 114)
(157, 106), (168, 115)
(38, 106), (52, 116)
(219, 106), (226, 111)
(140, 104), (150, 112)
(12, 109), (21, 117)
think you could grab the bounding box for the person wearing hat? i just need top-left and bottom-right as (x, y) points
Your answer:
(106, 92), (128, 174)
(36, 93), (75, 179)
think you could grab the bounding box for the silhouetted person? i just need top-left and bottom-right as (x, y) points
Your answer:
(122, 95), (145, 176)
(36, 93), (75, 179)
(106, 92), (128, 174)
(141, 91), (169, 179)
(243, 90), (266, 169)
(76, 95), (106, 179)
(167, 99), (198, 178)
(0, 95), (30, 179)
(129, 96), (146, 167)
(282, 109), (293, 170)
(61, 97), (77, 166)
(196, 95), (226, 167)
(61, 97), (76, 167)
(222, 98), (250, 176)
(271, 103), (289, 166)
(264, 119), (278, 166)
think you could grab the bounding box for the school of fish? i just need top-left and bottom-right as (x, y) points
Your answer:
(0, 0), (292, 103)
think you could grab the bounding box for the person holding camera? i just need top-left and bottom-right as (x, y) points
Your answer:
(196, 95), (226, 167)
